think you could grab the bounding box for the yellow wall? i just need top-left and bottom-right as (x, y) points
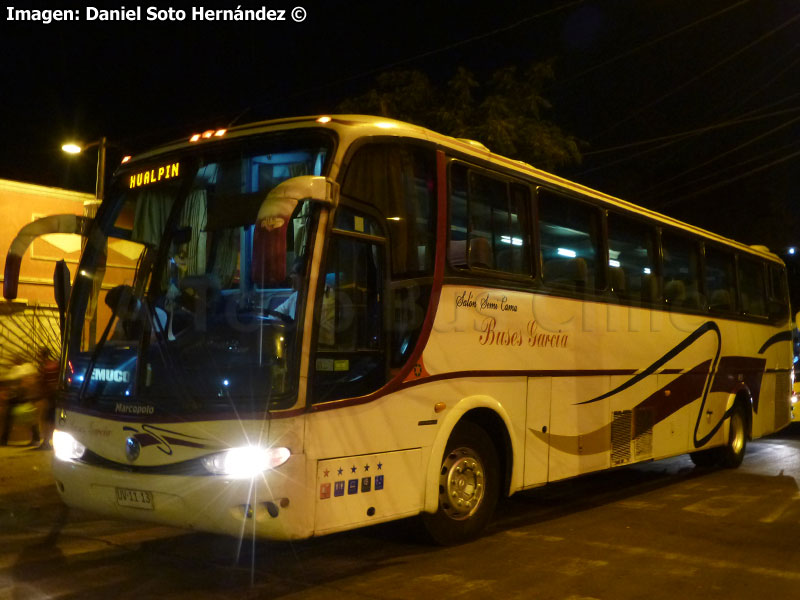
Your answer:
(0, 178), (136, 365)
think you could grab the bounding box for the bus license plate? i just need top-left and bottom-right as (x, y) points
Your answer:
(116, 487), (154, 510)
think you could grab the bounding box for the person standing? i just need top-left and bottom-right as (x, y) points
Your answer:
(35, 348), (59, 450)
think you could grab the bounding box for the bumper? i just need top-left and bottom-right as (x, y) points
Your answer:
(51, 454), (313, 540)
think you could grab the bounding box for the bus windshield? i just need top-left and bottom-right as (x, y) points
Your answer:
(64, 130), (334, 417)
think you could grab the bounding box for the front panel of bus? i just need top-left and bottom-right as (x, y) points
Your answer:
(52, 129), (336, 538)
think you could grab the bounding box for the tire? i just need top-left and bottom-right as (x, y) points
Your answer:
(689, 402), (748, 469)
(718, 402), (748, 468)
(422, 421), (500, 545)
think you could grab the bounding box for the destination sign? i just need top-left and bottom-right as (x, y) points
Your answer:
(128, 162), (180, 189)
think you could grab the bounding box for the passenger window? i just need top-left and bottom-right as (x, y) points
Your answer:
(705, 246), (737, 313)
(738, 257), (767, 318)
(606, 213), (658, 303)
(661, 233), (701, 309)
(537, 189), (603, 292)
(767, 264), (790, 321)
(449, 164), (531, 276)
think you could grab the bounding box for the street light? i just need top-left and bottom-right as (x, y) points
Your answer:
(61, 136), (107, 201)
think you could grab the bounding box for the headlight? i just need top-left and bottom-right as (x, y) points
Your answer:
(202, 446), (290, 478)
(792, 394), (798, 406)
(53, 430), (86, 461)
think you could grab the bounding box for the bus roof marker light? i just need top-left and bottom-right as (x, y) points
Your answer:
(316, 116), (331, 123)
(201, 130), (214, 139)
(214, 129), (226, 137)
(189, 134), (201, 142)
(121, 155), (132, 164)
(375, 122), (398, 129)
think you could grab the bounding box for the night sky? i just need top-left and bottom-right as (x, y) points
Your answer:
(1, 0), (798, 251)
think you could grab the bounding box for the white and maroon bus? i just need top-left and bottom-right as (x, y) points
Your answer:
(5, 115), (795, 544)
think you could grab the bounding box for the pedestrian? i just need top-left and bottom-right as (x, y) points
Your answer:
(35, 347), (59, 450)
(0, 356), (39, 446)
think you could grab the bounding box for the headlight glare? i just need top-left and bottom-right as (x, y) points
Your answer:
(53, 430), (86, 461)
(202, 445), (290, 478)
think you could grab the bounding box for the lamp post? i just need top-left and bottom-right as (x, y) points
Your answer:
(61, 136), (107, 203)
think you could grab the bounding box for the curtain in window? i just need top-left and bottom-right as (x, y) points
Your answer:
(132, 191), (174, 247)
(212, 229), (239, 288)
(179, 189), (208, 276)
(342, 146), (418, 275)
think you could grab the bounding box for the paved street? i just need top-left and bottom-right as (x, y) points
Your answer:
(2, 425), (800, 600)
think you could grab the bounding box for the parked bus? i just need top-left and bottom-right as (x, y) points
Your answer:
(4, 115), (796, 544)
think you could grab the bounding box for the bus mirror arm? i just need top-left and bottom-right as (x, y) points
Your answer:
(3, 214), (91, 301)
(256, 176), (339, 228)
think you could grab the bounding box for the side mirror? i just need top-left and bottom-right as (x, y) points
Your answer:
(53, 260), (71, 334)
(105, 284), (142, 320)
(3, 214), (90, 300)
(53, 260), (71, 314)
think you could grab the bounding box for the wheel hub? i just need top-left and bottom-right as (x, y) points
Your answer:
(439, 447), (485, 520)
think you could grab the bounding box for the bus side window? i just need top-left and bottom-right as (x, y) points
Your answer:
(705, 245), (737, 313)
(738, 257), (768, 318)
(606, 212), (658, 304)
(537, 188), (603, 293)
(767, 264), (790, 322)
(448, 164), (531, 276)
(661, 232), (702, 309)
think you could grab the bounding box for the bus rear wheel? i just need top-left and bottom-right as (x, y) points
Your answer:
(422, 421), (500, 545)
(718, 402), (748, 468)
(689, 402), (748, 469)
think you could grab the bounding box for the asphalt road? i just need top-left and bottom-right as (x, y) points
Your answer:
(2, 425), (800, 600)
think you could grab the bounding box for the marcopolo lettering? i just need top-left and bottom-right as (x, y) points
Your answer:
(115, 403), (155, 415)
(91, 368), (131, 383)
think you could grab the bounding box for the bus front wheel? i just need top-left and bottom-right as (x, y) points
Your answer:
(422, 421), (500, 545)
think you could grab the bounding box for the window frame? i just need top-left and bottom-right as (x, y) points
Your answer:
(605, 209), (660, 305)
(446, 159), (534, 283)
(534, 185), (607, 296)
(703, 242), (739, 316)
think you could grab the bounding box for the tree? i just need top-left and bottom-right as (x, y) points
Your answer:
(338, 61), (582, 171)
